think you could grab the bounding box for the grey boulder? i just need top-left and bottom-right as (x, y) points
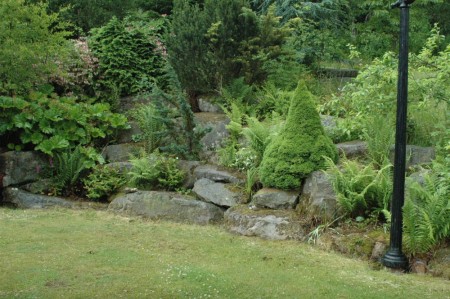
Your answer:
(108, 191), (224, 225)
(102, 143), (144, 163)
(193, 164), (244, 184)
(0, 151), (48, 187)
(2, 187), (74, 209)
(301, 170), (338, 219)
(336, 141), (368, 159)
(224, 205), (305, 240)
(251, 188), (299, 210)
(193, 178), (243, 208)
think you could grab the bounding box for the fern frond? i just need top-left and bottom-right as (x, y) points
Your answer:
(404, 168), (450, 255)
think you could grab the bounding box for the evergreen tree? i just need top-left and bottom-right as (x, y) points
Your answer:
(166, 0), (214, 99)
(259, 81), (338, 190)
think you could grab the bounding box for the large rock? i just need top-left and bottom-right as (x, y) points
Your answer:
(193, 164), (244, 184)
(195, 112), (230, 163)
(0, 151), (48, 187)
(102, 143), (144, 162)
(108, 191), (224, 225)
(198, 98), (223, 113)
(224, 205), (305, 240)
(406, 168), (431, 187)
(251, 188), (299, 210)
(21, 179), (54, 194)
(193, 178), (243, 208)
(390, 145), (435, 168)
(320, 115), (338, 137)
(336, 141), (368, 159)
(116, 121), (142, 144)
(301, 171), (338, 219)
(2, 187), (74, 209)
(177, 160), (201, 189)
(195, 113), (230, 150)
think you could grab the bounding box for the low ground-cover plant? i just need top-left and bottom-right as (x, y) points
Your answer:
(217, 101), (246, 168)
(363, 116), (395, 169)
(254, 82), (293, 118)
(0, 90), (128, 155)
(128, 150), (185, 191)
(218, 101), (283, 171)
(324, 110), (394, 220)
(83, 165), (127, 201)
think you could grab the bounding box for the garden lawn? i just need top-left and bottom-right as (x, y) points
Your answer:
(0, 208), (449, 299)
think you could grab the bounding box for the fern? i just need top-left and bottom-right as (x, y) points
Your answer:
(363, 116), (395, 169)
(131, 103), (165, 153)
(242, 116), (273, 165)
(52, 146), (92, 195)
(221, 102), (245, 137)
(128, 150), (185, 190)
(245, 166), (259, 201)
(403, 171), (450, 256)
(128, 151), (160, 189)
(325, 157), (392, 219)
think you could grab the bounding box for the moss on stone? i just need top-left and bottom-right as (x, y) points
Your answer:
(259, 81), (338, 190)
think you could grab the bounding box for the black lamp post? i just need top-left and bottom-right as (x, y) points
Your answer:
(381, 0), (415, 270)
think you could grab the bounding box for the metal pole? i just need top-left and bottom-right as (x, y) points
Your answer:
(381, 0), (414, 270)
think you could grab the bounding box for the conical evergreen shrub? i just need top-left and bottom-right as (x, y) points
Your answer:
(259, 81), (338, 190)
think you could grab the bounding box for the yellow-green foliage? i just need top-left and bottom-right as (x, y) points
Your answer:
(259, 81), (337, 190)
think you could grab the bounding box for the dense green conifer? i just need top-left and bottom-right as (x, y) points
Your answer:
(259, 81), (338, 190)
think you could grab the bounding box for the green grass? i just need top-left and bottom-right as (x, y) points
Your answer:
(0, 208), (449, 299)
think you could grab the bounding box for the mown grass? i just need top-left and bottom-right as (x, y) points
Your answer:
(0, 208), (449, 299)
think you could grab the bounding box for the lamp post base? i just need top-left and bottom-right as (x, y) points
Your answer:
(381, 249), (409, 269)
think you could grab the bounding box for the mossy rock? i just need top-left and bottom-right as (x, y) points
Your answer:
(259, 81), (338, 190)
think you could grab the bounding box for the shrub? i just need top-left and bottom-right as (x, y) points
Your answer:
(89, 14), (168, 100)
(52, 38), (100, 97)
(259, 81), (337, 190)
(128, 151), (185, 191)
(27, 0), (160, 34)
(321, 27), (449, 145)
(83, 165), (127, 201)
(148, 70), (208, 159)
(0, 0), (73, 96)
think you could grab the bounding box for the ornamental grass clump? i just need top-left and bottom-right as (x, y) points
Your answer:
(259, 81), (337, 190)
